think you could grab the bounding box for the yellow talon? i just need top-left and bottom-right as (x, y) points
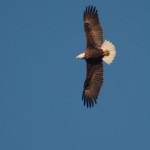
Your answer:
(102, 50), (109, 56)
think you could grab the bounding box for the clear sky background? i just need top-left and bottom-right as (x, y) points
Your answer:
(0, 0), (150, 150)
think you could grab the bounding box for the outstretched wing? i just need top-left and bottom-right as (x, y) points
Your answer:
(82, 60), (103, 108)
(84, 5), (103, 48)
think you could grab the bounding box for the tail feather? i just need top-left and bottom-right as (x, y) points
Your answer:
(101, 40), (116, 64)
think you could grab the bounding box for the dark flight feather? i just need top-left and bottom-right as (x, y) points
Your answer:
(82, 59), (103, 108)
(84, 5), (103, 48)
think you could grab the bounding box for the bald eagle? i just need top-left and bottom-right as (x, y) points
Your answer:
(76, 6), (116, 108)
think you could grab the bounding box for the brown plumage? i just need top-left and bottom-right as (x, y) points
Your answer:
(84, 5), (103, 48)
(76, 5), (116, 108)
(82, 5), (104, 108)
(82, 59), (103, 108)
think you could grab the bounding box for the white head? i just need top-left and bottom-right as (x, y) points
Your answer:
(76, 53), (85, 59)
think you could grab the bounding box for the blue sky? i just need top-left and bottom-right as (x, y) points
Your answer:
(0, 0), (150, 150)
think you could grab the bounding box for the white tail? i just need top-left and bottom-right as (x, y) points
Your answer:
(101, 40), (116, 64)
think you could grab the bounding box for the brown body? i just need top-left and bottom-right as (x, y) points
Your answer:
(85, 48), (103, 59)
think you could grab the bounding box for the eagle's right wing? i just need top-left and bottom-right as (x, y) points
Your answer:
(84, 6), (103, 48)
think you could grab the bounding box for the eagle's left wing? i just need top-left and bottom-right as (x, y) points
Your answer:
(82, 61), (103, 108)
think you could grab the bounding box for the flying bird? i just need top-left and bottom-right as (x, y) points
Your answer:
(76, 5), (116, 108)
